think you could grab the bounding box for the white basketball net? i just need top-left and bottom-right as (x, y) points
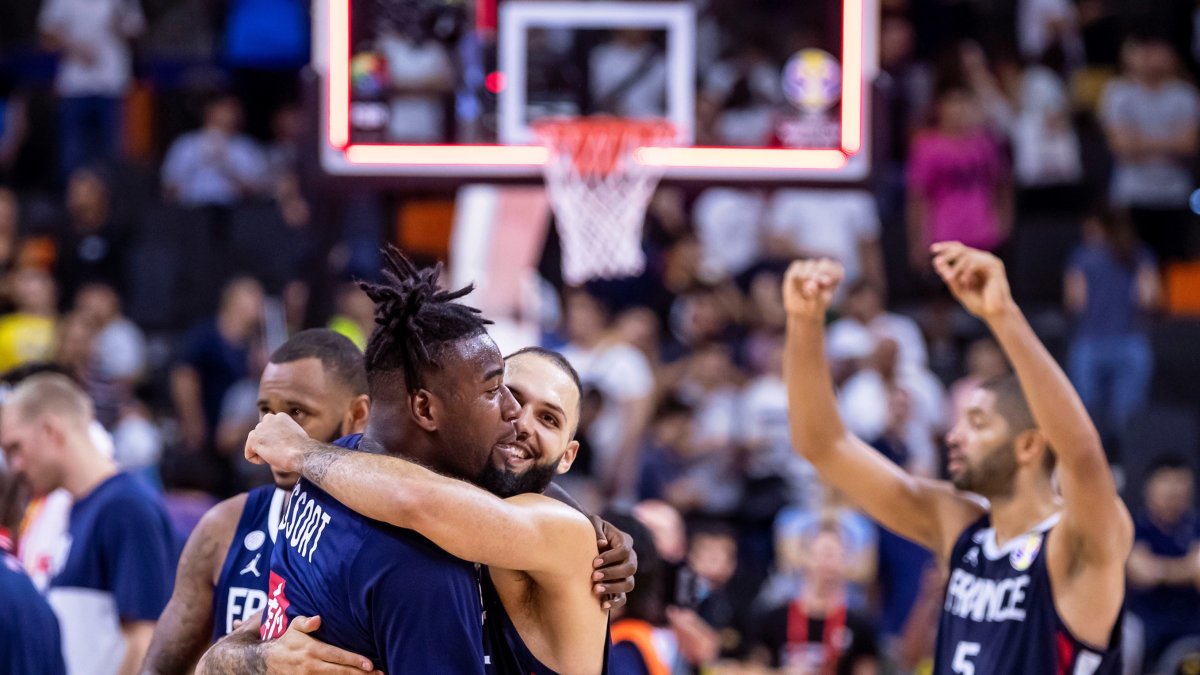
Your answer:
(534, 118), (675, 285)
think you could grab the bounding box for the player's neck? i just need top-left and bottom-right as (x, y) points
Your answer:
(62, 444), (118, 500)
(987, 483), (1059, 545)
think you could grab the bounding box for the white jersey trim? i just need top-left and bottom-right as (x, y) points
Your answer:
(976, 512), (1061, 561)
(268, 488), (288, 545)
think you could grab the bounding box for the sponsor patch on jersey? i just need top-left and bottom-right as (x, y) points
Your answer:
(1009, 533), (1042, 572)
(244, 530), (266, 552)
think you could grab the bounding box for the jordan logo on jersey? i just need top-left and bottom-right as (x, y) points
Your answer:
(240, 553), (262, 577)
(944, 568), (1030, 623)
(261, 571), (291, 640)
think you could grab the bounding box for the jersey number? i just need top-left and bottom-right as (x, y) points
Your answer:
(953, 642), (981, 675)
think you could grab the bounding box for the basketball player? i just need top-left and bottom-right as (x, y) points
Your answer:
(782, 243), (1129, 674)
(140, 329), (371, 674)
(197, 249), (627, 675)
(245, 345), (609, 673)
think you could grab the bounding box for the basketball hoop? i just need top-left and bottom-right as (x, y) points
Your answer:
(533, 117), (676, 285)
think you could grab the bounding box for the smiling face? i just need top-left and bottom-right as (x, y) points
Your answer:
(478, 350), (581, 498)
(425, 334), (521, 484)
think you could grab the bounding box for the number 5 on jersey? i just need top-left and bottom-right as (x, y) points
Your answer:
(953, 641), (981, 675)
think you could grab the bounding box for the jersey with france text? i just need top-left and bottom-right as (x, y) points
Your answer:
(261, 434), (487, 674)
(211, 484), (287, 641)
(933, 514), (1122, 675)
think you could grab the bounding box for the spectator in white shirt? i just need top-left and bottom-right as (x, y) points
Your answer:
(38, 0), (144, 176)
(161, 93), (269, 207)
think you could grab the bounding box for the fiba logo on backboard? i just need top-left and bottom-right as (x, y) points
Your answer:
(778, 49), (842, 149)
(782, 49), (842, 114)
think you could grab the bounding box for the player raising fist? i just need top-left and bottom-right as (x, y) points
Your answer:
(781, 244), (1130, 675)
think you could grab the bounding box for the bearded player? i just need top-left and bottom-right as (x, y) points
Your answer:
(782, 242), (1129, 674)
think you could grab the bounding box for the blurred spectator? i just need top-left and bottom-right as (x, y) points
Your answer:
(0, 82), (27, 182)
(223, 0), (309, 141)
(328, 283), (377, 351)
(740, 332), (817, 501)
(673, 342), (741, 457)
(54, 167), (127, 303)
(169, 276), (263, 458)
(1065, 210), (1159, 445)
(3, 374), (174, 675)
(765, 188), (886, 300)
(773, 490), (878, 613)
(677, 522), (742, 654)
(1017, 0), (1083, 65)
(965, 44), (1083, 190)
(0, 268), (58, 372)
(378, 21), (456, 143)
(264, 103), (304, 186)
(0, 189), (21, 290)
(907, 84), (1013, 272)
(37, 0), (144, 176)
(589, 30), (669, 118)
(607, 509), (719, 674)
(561, 288), (655, 497)
(948, 337), (1010, 420)
(637, 396), (741, 516)
(827, 281), (928, 374)
(74, 282), (146, 389)
(1127, 456), (1200, 670)
(53, 311), (96, 383)
(73, 282), (146, 426)
(1100, 35), (1200, 262)
(698, 42), (781, 146)
(161, 93), (269, 207)
(692, 188), (767, 281)
(749, 522), (881, 674)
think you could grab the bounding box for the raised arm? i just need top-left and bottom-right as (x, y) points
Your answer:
(783, 260), (982, 559)
(246, 415), (597, 577)
(931, 242), (1133, 564)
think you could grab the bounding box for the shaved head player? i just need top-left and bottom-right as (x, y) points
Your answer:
(140, 329), (371, 674)
(782, 243), (1130, 674)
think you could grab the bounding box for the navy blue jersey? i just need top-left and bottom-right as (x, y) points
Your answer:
(0, 551), (66, 675)
(934, 514), (1122, 675)
(262, 434), (487, 674)
(212, 484), (287, 640)
(47, 472), (177, 675)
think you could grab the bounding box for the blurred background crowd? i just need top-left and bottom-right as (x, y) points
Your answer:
(1, 0), (1200, 673)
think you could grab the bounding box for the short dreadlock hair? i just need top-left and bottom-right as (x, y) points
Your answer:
(359, 246), (491, 393)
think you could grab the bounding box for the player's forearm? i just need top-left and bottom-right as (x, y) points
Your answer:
(984, 304), (1104, 466)
(196, 629), (268, 675)
(303, 443), (570, 571)
(784, 316), (850, 460)
(140, 609), (210, 674)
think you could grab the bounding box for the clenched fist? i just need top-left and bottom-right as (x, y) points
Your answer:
(931, 242), (1015, 320)
(782, 259), (845, 321)
(245, 413), (314, 474)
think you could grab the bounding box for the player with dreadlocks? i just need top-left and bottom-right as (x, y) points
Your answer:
(197, 247), (627, 675)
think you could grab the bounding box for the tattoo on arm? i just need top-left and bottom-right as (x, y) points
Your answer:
(196, 630), (267, 675)
(304, 443), (351, 487)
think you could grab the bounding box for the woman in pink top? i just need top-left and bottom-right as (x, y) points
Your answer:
(906, 84), (1013, 272)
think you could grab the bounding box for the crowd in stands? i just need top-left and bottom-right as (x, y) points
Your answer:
(0, 0), (1199, 673)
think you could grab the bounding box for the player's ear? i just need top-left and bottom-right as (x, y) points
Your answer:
(555, 439), (580, 475)
(1013, 429), (1042, 467)
(409, 389), (439, 432)
(341, 394), (370, 435)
